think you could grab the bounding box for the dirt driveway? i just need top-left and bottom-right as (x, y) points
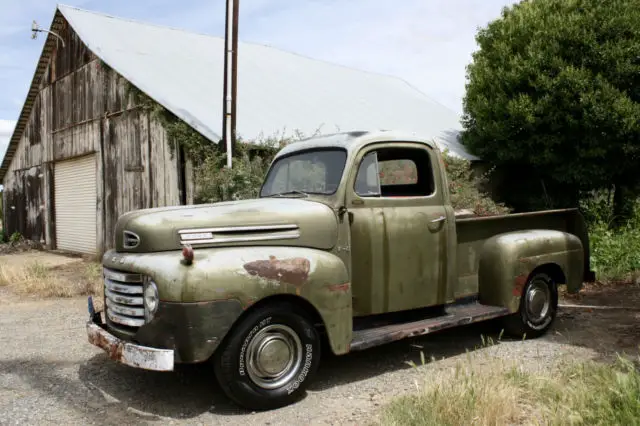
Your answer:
(0, 276), (638, 425)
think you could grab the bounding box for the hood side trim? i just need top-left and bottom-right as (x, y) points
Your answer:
(178, 224), (298, 234)
(180, 230), (301, 246)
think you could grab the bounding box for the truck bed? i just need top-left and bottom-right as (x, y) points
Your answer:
(454, 208), (594, 299)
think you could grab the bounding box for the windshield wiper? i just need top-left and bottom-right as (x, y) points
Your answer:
(265, 190), (309, 198)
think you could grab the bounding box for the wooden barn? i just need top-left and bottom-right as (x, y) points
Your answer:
(0, 5), (477, 257)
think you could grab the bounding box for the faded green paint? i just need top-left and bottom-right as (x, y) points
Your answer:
(100, 130), (593, 363)
(344, 140), (450, 315)
(114, 198), (339, 253)
(102, 245), (352, 355)
(455, 207), (593, 303)
(136, 299), (244, 363)
(476, 229), (584, 312)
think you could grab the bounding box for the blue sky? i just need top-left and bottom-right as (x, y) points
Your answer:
(0, 0), (517, 154)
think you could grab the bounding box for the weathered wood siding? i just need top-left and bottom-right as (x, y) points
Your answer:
(2, 17), (190, 255)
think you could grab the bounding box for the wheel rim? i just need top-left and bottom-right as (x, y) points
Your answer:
(525, 278), (551, 325)
(245, 324), (303, 390)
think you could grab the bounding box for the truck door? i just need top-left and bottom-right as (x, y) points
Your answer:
(345, 142), (449, 315)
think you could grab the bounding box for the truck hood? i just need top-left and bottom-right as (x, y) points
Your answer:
(113, 198), (339, 253)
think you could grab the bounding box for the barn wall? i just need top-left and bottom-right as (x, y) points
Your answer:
(2, 17), (185, 255)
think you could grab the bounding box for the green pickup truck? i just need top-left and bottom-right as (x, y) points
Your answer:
(87, 130), (595, 410)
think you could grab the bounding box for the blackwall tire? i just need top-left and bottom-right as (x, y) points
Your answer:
(213, 301), (321, 411)
(503, 272), (558, 339)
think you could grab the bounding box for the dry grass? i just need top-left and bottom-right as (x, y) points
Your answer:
(379, 357), (530, 426)
(378, 352), (640, 426)
(0, 259), (102, 302)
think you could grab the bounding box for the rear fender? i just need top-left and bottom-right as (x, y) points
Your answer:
(477, 230), (584, 313)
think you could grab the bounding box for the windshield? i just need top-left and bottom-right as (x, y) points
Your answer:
(260, 149), (347, 197)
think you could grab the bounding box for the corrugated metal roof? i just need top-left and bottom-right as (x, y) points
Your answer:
(0, 5), (478, 181)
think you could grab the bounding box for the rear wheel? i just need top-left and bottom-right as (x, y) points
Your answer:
(213, 302), (321, 410)
(503, 271), (558, 339)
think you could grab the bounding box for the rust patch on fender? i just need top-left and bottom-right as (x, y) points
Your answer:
(513, 274), (528, 296)
(243, 256), (310, 287)
(328, 282), (350, 292)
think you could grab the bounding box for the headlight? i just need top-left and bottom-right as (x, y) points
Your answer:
(144, 280), (159, 321)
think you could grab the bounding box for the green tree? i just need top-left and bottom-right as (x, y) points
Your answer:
(461, 0), (640, 221)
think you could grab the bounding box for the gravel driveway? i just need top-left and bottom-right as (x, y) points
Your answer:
(0, 287), (637, 426)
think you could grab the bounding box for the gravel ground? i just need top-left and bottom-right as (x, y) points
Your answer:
(4, 292), (635, 426)
(3, 270), (640, 426)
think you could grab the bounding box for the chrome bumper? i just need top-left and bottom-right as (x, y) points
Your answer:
(86, 296), (174, 372)
(86, 322), (174, 371)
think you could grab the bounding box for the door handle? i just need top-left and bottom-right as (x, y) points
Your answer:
(430, 215), (446, 223)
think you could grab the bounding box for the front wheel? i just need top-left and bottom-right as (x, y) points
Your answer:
(213, 302), (321, 411)
(503, 271), (558, 339)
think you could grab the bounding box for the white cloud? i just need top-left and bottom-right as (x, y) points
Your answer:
(0, 119), (16, 159)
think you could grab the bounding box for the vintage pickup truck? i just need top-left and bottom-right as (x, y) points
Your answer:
(87, 130), (595, 410)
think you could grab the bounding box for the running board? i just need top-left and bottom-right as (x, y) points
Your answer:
(350, 303), (510, 352)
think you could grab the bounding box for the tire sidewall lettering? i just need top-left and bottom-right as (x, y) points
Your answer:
(285, 343), (313, 395)
(238, 316), (272, 376)
(236, 313), (316, 395)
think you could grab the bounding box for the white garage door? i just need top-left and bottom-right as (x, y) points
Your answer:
(54, 154), (97, 254)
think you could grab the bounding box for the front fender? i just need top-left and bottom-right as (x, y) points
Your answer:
(477, 230), (584, 313)
(103, 246), (352, 356)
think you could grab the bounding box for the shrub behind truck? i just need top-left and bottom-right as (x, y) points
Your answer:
(87, 130), (595, 410)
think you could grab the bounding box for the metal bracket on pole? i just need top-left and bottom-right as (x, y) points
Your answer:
(31, 20), (66, 48)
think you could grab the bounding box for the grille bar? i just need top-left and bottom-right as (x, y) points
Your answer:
(104, 267), (146, 330)
(104, 268), (144, 283)
(106, 289), (143, 306)
(108, 302), (145, 317)
(105, 278), (143, 294)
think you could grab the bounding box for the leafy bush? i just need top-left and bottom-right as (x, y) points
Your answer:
(461, 0), (640, 218)
(195, 149), (273, 203)
(193, 134), (295, 203)
(442, 150), (510, 216)
(581, 193), (640, 282)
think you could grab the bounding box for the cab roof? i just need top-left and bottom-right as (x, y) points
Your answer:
(274, 130), (439, 159)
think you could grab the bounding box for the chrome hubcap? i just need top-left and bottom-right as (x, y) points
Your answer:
(246, 324), (302, 389)
(525, 279), (551, 324)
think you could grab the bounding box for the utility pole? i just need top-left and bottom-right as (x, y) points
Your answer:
(222, 0), (239, 169)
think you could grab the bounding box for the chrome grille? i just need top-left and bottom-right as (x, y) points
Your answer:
(104, 268), (146, 329)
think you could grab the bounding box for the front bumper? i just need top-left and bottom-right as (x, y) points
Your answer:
(87, 320), (175, 371)
(86, 291), (245, 366)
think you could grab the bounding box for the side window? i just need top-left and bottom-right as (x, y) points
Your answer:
(354, 147), (435, 197)
(354, 151), (381, 197)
